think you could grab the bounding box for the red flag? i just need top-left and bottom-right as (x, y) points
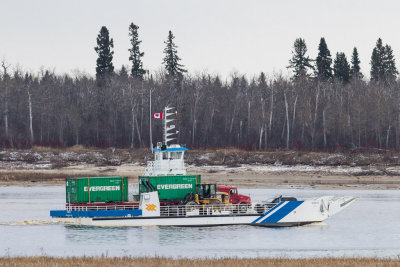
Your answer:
(152, 113), (163, 119)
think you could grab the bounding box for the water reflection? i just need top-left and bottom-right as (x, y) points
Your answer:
(65, 226), (129, 244)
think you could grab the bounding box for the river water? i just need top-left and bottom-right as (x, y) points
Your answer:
(0, 186), (399, 258)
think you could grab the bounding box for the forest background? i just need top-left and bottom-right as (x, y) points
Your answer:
(0, 23), (399, 152)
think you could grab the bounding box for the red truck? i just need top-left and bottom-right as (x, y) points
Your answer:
(217, 185), (251, 206)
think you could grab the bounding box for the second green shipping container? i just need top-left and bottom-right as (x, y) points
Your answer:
(66, 176), (128, 203)
(139, 175), (201, 201)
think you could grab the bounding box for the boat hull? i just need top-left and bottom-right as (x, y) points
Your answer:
(51, 214), (321, 227)
(50, 196), (356, 227)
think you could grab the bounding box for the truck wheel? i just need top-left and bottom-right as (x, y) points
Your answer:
(255, 204), (264, 214)
(185, 201), (198, 212)
(239, 203), (248, 213)
(211, 201), (222, 211)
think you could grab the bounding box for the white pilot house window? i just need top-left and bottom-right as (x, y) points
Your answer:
(170, 152), (182, 159)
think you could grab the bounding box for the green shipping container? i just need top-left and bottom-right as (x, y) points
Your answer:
(66, 177), (128, 203)
(139, 175), (201, 201)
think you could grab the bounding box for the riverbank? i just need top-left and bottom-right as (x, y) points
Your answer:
(0, 257), (398, 267)
(0, 148), (399, 189)
(0, 163), (399, 189)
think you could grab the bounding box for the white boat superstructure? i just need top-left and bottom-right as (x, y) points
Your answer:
(144, 144), (187, 176)
(144, 106), (187, 176)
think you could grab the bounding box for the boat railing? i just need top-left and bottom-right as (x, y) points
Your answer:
(159, 203), (260, 217)
(66, 203), (139, 211)
(65, 202), (275, 216)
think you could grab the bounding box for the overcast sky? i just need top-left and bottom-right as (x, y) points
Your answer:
(1, 0), (399, 79)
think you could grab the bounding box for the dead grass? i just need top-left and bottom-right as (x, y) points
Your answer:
(32, 145), (108, 153)
(0, 172), (101, 182)
(0, 257), (398, 267)
(8, 147), (400, 168)
(186, 149), (400, 167)
(31, 146), (91, 153)
(31, 145), (147, 153)
(31, 146), (58, 152)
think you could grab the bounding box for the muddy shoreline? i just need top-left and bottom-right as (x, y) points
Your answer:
(0, 148), (399, 189)
(0, 163), (399, 189)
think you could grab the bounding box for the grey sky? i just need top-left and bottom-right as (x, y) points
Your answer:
(1, 0), (399, 79)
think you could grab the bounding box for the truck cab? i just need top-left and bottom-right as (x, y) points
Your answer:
(217, 185), (251, 205)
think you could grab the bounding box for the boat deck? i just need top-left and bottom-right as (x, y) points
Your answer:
(53, 203), (272, 218)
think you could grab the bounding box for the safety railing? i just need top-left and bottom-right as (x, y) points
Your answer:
(66, 203), (139, 211)
(65, 202), (276, 216)
(159, 203), (262, 217)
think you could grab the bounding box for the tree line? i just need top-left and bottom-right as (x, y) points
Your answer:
(0, 23), (400, 151)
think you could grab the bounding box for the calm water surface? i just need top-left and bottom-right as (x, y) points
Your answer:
(0, 186), (399, 258)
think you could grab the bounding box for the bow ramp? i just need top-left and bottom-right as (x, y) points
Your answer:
(252, 196), (357, 227)
(326, 196), (357, 217)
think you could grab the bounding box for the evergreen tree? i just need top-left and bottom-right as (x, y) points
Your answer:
(258, 72), (267, 88)
(288, 38), (314, 79)
(350, 47), (363, 79)
(128, 23), (146, 79)
(315, 37), (333, 80)
(119, 65), (129, 79)
(383, 44), (398, 82)
(334, 52), (350, 83)
(370, 38), (385, 82)
(94, 26), (114, 80)
(162, 31), (187, 77)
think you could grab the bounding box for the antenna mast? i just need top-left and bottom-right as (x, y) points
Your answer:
(149, 90), (153, 152)
(163, 106), (177, 145)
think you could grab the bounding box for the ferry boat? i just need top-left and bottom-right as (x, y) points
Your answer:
(50, 106), (356, 227)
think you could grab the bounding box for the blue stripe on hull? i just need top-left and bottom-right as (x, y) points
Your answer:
(50, 209), (142, 218)
(251, 201), (286, 223)
(260, 201), (303, 223)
